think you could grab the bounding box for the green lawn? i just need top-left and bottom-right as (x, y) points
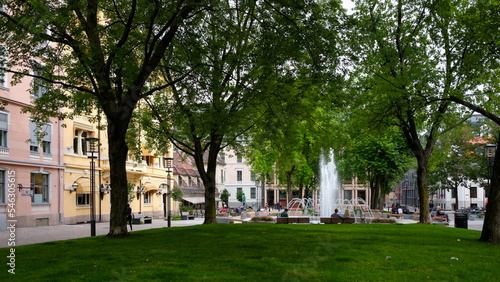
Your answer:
(2, 223), (499, 281)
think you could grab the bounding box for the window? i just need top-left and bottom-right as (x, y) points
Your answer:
(31, 61), (47, 98)
(470, 187), (477, 198)
(189, 177), (193, 188)
(237, 156), (242, 163)
(73, 129), (92, 155)
(452, 189), (457, 199)
(0, 170), (4, 203)
(221, 169), (224, 183)
(344, 190), (353, 200)
(237, 188), (242, 195)
(31, 173), (49, 203)
(29, 120), (39, 152)
(41, 123), (51, 154)
(357, 190), (366, 201)
(237, 170), (242, 182)
(178, 175), (183, 185)
(251, 187), (256, 199)
(30, 120), (52, 154)
(0, 112), (8, 148)
(77, 193), (90, 206)
(250, 171), (255, 182)
(144, 191), (153, 204)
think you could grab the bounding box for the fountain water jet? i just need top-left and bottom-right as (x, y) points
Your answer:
(319, 149), (341, 217)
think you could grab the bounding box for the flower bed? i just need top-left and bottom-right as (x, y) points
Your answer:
(432, 216), (447, 222)
(371, 218), (396, 224)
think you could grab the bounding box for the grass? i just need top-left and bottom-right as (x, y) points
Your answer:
(2, 223), (500, 281)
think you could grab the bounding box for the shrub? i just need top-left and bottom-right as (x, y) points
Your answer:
(218, 212), (229, 217)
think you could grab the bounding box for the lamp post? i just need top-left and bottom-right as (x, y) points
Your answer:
(485, 144), (496, 208)
(137, 183), (144, 214)
(166, 157), (174, 228)
(85, 137), (99, 237)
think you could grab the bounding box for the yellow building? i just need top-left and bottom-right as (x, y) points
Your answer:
(62, 113), (176, 224)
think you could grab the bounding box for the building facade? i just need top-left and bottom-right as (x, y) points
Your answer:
(0, 66), (65, 228)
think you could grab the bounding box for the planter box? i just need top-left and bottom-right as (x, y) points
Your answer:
(217, 217), (231, 224)
(288, 211), (302, 217)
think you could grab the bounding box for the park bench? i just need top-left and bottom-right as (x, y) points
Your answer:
(181, 212), (195, 220)
(320, 217), (355, 224)
(276, 217), (310, 224)
(387, 213), (403, 218)
(132, 213), (152, 224)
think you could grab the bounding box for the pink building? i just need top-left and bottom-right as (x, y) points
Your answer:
(0, 68), (65, 228)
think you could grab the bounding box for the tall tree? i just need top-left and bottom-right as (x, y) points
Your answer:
(348, 0), (487, 223)
(443, 0), (500, 243)
(137, 0), (343, 223)
(0, 0), (202, 236)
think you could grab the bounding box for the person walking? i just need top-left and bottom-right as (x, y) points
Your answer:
(126, 204), (133, 231)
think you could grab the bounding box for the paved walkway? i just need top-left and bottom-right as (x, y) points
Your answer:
(0, 215), (484, 248)
(0, 218), (204, 248)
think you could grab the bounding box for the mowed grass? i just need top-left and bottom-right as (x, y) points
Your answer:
(2, 223), (500, 281)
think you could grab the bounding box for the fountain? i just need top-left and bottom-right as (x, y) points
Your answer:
(319, 148), (340, 217)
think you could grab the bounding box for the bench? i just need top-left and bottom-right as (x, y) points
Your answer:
(132, 213), (152, 224)
(387, 213), (403, 218)
(181, 212), (195, 220)
(276, 217), (310, 224)
(320, 217), (355, 224)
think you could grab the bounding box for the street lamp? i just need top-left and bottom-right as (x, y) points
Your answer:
(166, 157), (174, 228)
(485, 144), (496, 208)
(85, 137), (99, 237)
(136, 183), (144, 214)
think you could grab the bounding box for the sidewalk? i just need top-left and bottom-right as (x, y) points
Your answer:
(0, 218), (204, 248)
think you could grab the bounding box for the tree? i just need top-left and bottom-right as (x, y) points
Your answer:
(138, 0), (342, 223)
(337, 127), (413, 210)
(348, 0), (488, 223)
(428, 126), (486, 210)
(0, 0), (202, 236)
(443, 0), (500, 243)
(220, 189), (230, 206)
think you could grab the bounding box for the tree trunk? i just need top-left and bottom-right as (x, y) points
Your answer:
(480, 140), (500, 243)
(416, 158), (431, 224)
(107, 114), (132, 237)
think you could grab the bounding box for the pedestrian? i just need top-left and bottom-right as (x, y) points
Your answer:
(126, 204), (133, 231)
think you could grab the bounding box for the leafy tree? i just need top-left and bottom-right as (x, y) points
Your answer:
(348, 0), (489, 223)
(438, 0), (500, 243)
(171, 187), (184, 202)
(338, 127), (413, 210)
(236, 191), (244, 205)
(428, 126), (486, 210)
(220, 189), (230, 206)
(0, 0), (203, 236)
(137, 0), (342, 223)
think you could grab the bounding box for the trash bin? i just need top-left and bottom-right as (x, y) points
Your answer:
(455, 213), (468, 229)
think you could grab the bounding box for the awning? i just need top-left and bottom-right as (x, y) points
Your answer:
(143, 182), (158, 192)
(182, 196), (205, 204)
(182, 196), (221, 204)
(75, 178), (90, 192)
